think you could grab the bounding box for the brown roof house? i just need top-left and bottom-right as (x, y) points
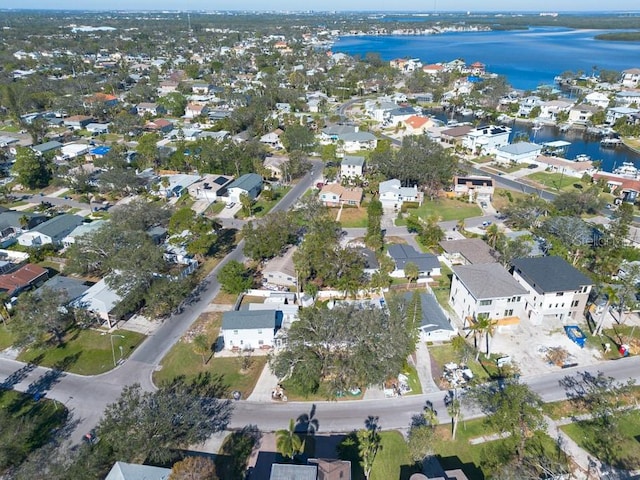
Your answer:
(0, 263), (48, 297)
(318, 184), (363, 207)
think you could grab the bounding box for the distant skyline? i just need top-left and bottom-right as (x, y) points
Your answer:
(3, 0), (640, 12)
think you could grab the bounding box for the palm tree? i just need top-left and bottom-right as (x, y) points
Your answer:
(468, 315), (497, 361)
(404, 261), (419, 289)
(276, 418), (305, 461)
(357, 426), (381, 479)
(485, 223), (502, 249)
(446, 395), (463, 440)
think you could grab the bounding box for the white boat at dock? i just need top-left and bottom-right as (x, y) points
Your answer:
(601, 138), (623, 148)
(613, 162), (639, 177)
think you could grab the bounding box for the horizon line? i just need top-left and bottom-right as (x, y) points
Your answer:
(1, 8), (640, 13)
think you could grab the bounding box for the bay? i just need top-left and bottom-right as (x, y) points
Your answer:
(332, 27), (640, 91)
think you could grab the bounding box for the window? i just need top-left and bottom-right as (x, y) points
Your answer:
(480, 299), (492, 306)
(504, 309), (513, 316)
(233, 330), (238, 335)
(258, 340), (264, 345)
(257, 330), (262, 334)
(572, 300), (579, 307)
(556, 292), (564, 296)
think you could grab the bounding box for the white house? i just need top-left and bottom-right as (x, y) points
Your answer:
(73, 277), (123, 328)
(615, 91), (640, 107)
(539, 99), (574, 120)
(379, 179), (422, 209)
(226, 173), (263, 202)
(449, 263), (528, 329)
(340, 155), (365, 180)
(387, 244), (440, 279)
(59, 143), (90, 160)
(62, 220), (106, 247)
(568, 104), (599, 124)
(259, 129), (284, 149)
(18, 214), (84, 247)
(339, 131), (377, 152)
(411, 292), (457, 342)
(462, 125), (511, 155)
(621, 68), (640, 88)
(157, 173), (201, 198)
(606, 107), (640, 125)
(187, 174), (234, 202)
(135, 102), (165, 117)
(511, 256), (593, 325)
(262, 246), (297, 288)
(221, 310), (279, 350)
(517, 96), (543, 117)
(585, 92), (610, 109)
(495, 142), (543, 164)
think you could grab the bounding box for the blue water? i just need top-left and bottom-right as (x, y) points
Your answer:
(332, 27), (640, 91)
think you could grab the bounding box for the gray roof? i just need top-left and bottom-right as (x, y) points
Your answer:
(36, 275), (89, 304)
(33, 214), (83, 238)
(270, 464), (318, 480)
(511, 256), (593, 293)
(105, 461), (171, 480)
(341, 155), (365, 167)
(0, 211), (47, 230)
(222, 310), (277, 331)
(227, 173), (262, 192)
(73, 277), (122, 315)
(439, 238), (496, 265)
(387, 244), (440, 272)
(453, 263), (528, 299)
(407, 292), (453, 333)
(339, 131), (376, 142)
(322, 124), (357, 136)
(32, 141), (63, 153)
(497, 142), (542, 155)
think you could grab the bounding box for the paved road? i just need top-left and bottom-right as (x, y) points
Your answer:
(0, 162), (324, 442)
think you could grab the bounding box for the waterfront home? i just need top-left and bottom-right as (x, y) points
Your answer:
(450, 263), (528, 329)
(568, 104), (600, 124)
(461, 125), (511, 155)
(615, 91), (640, 108)
(379, 179), (422, 209)
(585, 92), (611, 109)
(453, 175), (494, 202)
(364, 99), (399, 123)
(340, 155), (365, 180)
(606, 107), (640, 125)
(422, 63), (445, 76)
(385, 106), (419, 125)
(535, 155), (594, 178)
(495, 142), (543, 164)
(539, 99), (574, 121)
(511, 256), (593, 325)
(440, 125), (473, 148)
(621, 68), (640, 88)
(318, 184), (363, 207)
(517, 95), (543, 117)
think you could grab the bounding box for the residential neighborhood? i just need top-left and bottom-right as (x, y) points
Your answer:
(1, 7), (640, 480)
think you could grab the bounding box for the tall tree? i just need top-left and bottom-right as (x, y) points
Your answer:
(217, 260), (253, 294)
(357, 425), (381, 479)
(404, 261), (419, 288)
(469, 379), (546, 463)
(365, 198), (384, 251)
(12, 146), (51, 189)
(169, 456), (218, 480)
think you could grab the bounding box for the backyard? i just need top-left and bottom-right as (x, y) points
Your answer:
(334, 206), (368, 228)
(17, 328), (145, 375)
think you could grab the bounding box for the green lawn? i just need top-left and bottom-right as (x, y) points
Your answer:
(428, 344), (492, 384)
(335, 206), (368, 228)
(153, 313), (266, 399)
(206, 201), (225, 216)
(0, 390), (68, 473)
(403, 365), (423, 395)
(340, 431), (420, 480)
(0, 325), (15, 350)
(525, 171), (590, 193)
(404, 198), (482, 222)
(561, 411), (640, 469)
(17, 329), (145, 375)
(236, 187), (292, 219)
(0, 124), (20, 132)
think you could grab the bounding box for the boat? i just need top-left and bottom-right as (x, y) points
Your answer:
(458, 108), (473, 116)
(613, 162), (639, 177)
(574, 154), (590, 162)
(601, 137), (623, 148)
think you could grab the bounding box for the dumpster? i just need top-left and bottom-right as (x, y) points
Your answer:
(564, 325), (586, 348)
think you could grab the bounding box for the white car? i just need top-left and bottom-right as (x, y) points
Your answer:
(226, 202), (236, 209)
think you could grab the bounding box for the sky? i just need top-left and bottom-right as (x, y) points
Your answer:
(3, 0), (640, 12)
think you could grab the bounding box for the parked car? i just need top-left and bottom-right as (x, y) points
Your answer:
(226, 202), (236, 209)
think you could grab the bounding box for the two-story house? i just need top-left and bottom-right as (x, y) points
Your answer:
(511, 256), (593, 324)
(453, 176), (494, 202)
(621, 68), (640, 88)
(495, 142), (543, 165)
(379, 179), (422, 209)
(340, 155), (365, 180)
(450, 263), (528, 329)
(221, 310), (280, 350)
(461, 125), (511, 155)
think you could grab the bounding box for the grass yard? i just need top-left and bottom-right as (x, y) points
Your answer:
(0, 390), (68, 473)
(428, 344), (491, 385)
(17, 329), (145, 375)
(403, 364), (423, 395)
(491, 162), (528, 174)
(404, 198), (482, 222)
(491, 188), (529, 213)
(237, 187), (292, 219)
(525, 171), (590, 193)
(153, 313), (266, 399)
(206, 201), (225, 216)
(561, 411), (640, 469)
(335, 206), (368, 228)
(0, 325), (15, 350)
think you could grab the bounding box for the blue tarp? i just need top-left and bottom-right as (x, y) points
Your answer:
(564, 325), (586, 348)
(90, 146), (110, 156)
